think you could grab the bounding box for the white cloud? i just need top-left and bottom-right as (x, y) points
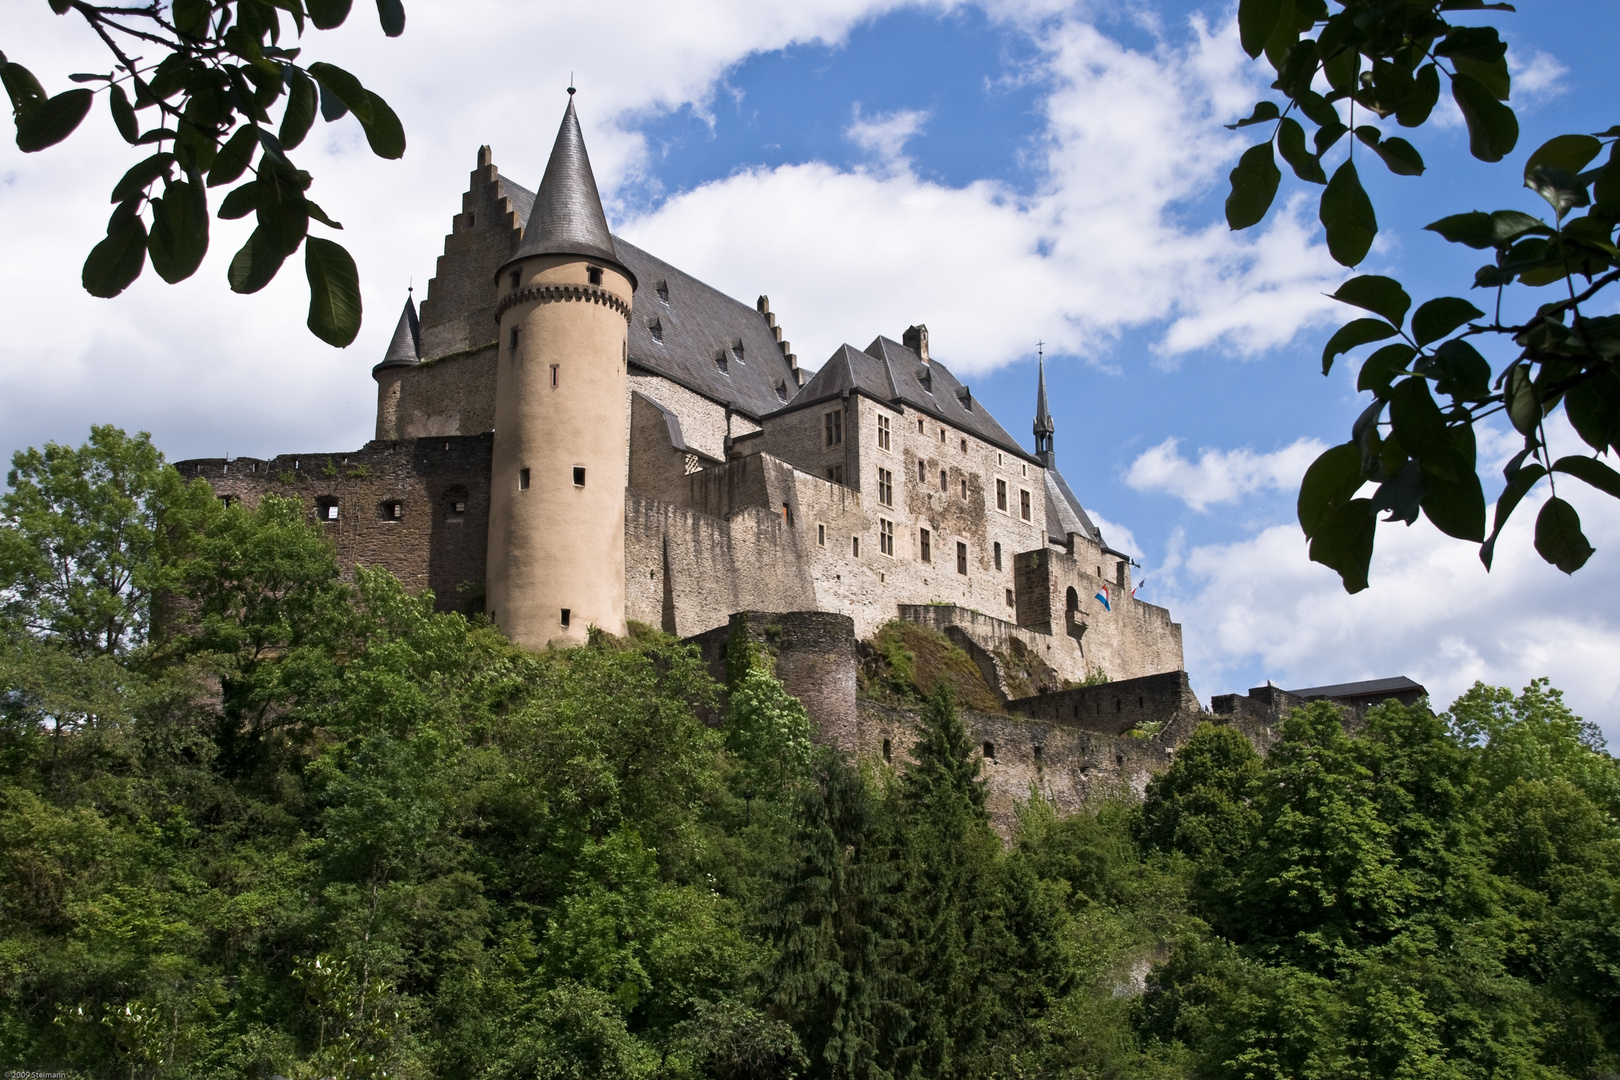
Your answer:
(1126, 436), (1326, 511)
(1159, 485), (1620, 746)
(624, 8), (1347, 376)
(1510, 48), (1568, 103)
(846, 105), (933, 170)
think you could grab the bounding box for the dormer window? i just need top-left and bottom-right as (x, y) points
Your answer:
(776, 381), (788, 401)
(918, 365), (933, 393)
(714, 349), (728, 374)
(731, 338), (744, 363)
(649, 318), (663, 342)
(587, 266), (604, 286)
(656, 279), (669, 303)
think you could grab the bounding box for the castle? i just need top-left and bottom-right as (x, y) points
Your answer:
(178, 91), (1185, 690)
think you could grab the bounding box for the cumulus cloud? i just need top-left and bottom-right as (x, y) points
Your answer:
(846, 105), (933, 170)
(1158, 483), (1620, 744)
(625, 9), (1347, 375)
(1126, 436), (1327, 512)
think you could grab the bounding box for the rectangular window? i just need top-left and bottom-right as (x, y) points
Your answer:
(960, 478), (967, 498)
(993, 541), (1002, 569)
(852, 535), (860, 557)
(939, 469), (948, 492)
(877, 467), (893, 506)
(960, 438), (967, 452)
(917, 418), (925, 434)
(509, 327), (519, 352)
(573, 467), (586, 487)
(1022, 463), (1028, 477)
(782, 502), (793, 525)
(1006, 587), (1015, 607)
(939, 427), (946, 442)
(824, 410), (843, 447)
(956, 541), (968, 575)
(550, 364), (559, 387)
(920, 528), (931, 563)
(519, 468), (530, 490)
(917, 459), (927, 483)
(587, 266), (603, 286)
(560, 608), (571, 628)
(826, 464), (844, 484)
(1020, 489), (1032, 521)
(877, 413), (891, 450)
(817, 524), (826, 546)
(879, 518), (894, 556)
(997, 479), (1008, 511)
(509, 270), (520, 289)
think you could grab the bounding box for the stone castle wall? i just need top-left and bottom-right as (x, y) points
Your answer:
(175, 436), (493, 614)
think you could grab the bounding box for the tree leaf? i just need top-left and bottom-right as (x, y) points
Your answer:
(357, 91), (404, 159)
(318, 80), (348, 122)
(1564, 369), (1620, 454)
(147, 176), (209, 283)
(82, 203), (147, 297)
(15, 87), (93, 152)
(1504, 363), (1540, 436)
(375, 0), (406, 38)
(1332, 275), (1410, 327)
(280, 68), (317, 150)
(308, 62), (373, 124)
(1388, 377), (1455, 481)
(1, 61), (47, 116)
(1226, 141), (1280, 230)
(228, 227), (289, 294)
(1480, 459), (1544, 569)
(1322, 317), (1399, 376)
(1524, 165), (1590, 217)
(1308, 499), (1376, 593)
(1551, 455), (1620, 500)
(1431, 338), (1493, 400)
(1451, 72), (1518, 163)
(1534, 497), (1594, 574)
(1411, 297), (1483, 346)
(107, 82), (138, 144)
(109, 152), (174, 203)
(305, 236), (362, 347)
(1298, 441), (1364, 538)
(1358, 343), (1416, 393)
(218, 179), (258, 220)
(1320, 160), (1377, 266)
(1225, 101), (1281, 130)
(1525, 134), (1602, 178)
(1372, 135), (1424, 176)
(305, 0), (355, 30)
(1277, 117), (1325, 183)
(172, 0), (210, 38)
(1396, 63), (1440, 128)
(1420, 427), (1485, 540)
(207, 125), (258, 187)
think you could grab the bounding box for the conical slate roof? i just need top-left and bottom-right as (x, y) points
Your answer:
(373, 292), (420, 374)
(509, 93), (621, 267)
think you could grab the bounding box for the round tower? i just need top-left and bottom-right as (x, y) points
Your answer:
(487, 91), (636, 647)
(372, 290), (420, 441)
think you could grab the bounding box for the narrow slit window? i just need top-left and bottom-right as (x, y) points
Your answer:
(852, 535), (860, 557)
(782, 502), (793, 525)
(882, 738), (892, 763)
(960, 478), (967, 498)
(1034, 745), (1043, 768)
(993, 541), (1002, 570)
(920, 528), (932, 563)
(960, 438), (967, 452)
(560, 608), (571, 628)
(509, 327), (519, 353)
(917, 418), (925, 434)
(939, 469), (948, 492)
(956, 541), (968, 576)
(817, 524), (826, 546)
(573, 467), (586, 487)
(587, 266), (603, 286)
(550, 364), (559, 387)
(519, 468), (530, 490)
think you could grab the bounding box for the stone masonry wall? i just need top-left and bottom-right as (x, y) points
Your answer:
(174, 435), (493, 615)
(1009, 670), (1205, 737)
(386, 347), (498, 439)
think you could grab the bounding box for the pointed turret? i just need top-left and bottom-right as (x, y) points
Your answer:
(1033, 350), (1055, 461)
(373, 291), (420, 374)
(508, 91), (625, 272)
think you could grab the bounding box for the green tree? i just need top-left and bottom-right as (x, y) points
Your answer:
(1224, 0), (1620, 589)
(2, 0), (410, 346)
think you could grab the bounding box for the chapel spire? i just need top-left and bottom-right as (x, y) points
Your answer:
(509, 90), (621, 267)
(1033, 344), (1055, 461)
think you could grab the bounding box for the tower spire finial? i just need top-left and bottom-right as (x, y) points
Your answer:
(1034, 342), (1054, 459)
(505, 90), (623, 271)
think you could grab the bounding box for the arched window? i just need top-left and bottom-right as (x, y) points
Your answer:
(1066, 586), (1079, 615)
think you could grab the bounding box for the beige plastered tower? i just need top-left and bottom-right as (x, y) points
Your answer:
(486, 91), (635, 646)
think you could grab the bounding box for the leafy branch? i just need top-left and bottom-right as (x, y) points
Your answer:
(1226, 0), (1620, 590)
(1, 0), (409, 347)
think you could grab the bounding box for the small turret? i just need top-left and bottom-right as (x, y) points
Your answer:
(372, 290), (421, 441)
(1033, 348), (1055, 462)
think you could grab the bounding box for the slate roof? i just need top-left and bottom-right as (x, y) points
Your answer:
(1287, 676), (1427, 700)
(787, 336), (1036, 464)
(373, 293), (420, 374)
(507, 95), (622, 270)
(1045, 468), (1101, 543)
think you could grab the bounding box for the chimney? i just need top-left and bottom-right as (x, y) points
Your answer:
(903, 324), (929, 364)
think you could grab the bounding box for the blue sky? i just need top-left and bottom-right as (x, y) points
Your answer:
(2, 0), (1617, 736)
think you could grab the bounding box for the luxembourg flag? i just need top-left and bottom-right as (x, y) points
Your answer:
(1094, 584), (1112, 612)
